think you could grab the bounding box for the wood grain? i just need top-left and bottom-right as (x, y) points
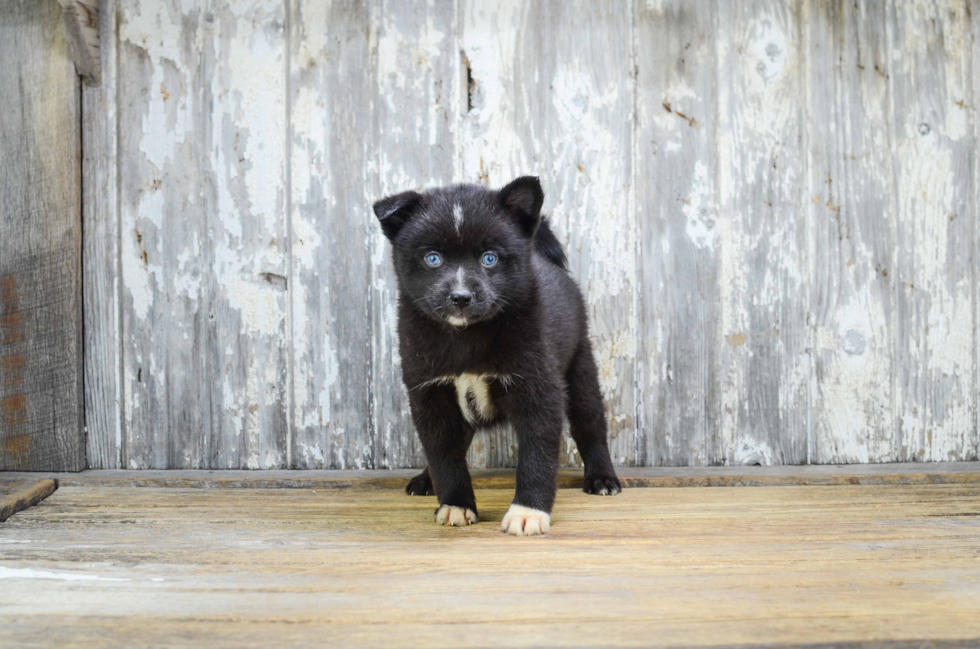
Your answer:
(6, 462), (980, 490)
(117, 0), (210, 468)
(889, 0), (977, 462)
(806, 0), (898, 463)
(458, 1), (637, 468)
(0, 0), (84, 471)
(454, 1), (524, 468)
(975, 0), (980, 464)
(371, 0), (458, 469)
(715, 0), (809, 466)
(81, 0), (980, 468)
(289, 0), (374, 469)
(82, 0), (121, 469)
(1, 482), (979, 647)
(635, 0), (722, 466)
(205, 0), (289, 469)
(0, 479), (57, 522)
(56, 0), (101, 86)
(117, 0), (291, 469)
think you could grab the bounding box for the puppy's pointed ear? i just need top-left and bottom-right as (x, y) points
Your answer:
(498, 176), (544, 236)
(373, 191), (423, 241)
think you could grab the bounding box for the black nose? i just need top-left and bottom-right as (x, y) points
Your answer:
(450, 290), (472, 307)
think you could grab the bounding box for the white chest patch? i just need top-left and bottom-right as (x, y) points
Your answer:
(454, 373), (494, 424)
(415, 373), (514, 424)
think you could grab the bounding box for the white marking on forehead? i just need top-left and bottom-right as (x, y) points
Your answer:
(453, 203), (464, 234)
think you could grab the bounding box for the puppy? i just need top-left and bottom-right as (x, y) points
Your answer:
(373, 177), (621, 536)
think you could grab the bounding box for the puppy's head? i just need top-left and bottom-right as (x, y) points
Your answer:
(373, 176), (544, 327)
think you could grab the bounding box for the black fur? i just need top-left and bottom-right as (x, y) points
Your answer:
(373, 176), (621, 527)
(534, 219), (568, 271)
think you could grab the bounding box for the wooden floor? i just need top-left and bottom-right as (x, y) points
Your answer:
(2, 473), (980, 648)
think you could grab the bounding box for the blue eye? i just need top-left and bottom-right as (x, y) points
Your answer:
(424, 252), (442, 267)
(481, 252), (498, 267)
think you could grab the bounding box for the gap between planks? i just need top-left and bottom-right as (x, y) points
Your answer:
(1, 461), (978, 491)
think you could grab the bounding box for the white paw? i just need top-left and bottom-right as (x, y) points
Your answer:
(500, 504), (551, 536)
(435, 505), (479, 526)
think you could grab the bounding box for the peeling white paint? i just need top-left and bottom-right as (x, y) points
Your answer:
(734, 438), (774, 466)
(298, 441), (325, 468)
(459, 1), (528, 185)
(682, 161), (718, 250)
(891, 1), (977, 460)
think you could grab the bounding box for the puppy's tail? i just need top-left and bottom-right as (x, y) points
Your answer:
(535, 217), (569, 271)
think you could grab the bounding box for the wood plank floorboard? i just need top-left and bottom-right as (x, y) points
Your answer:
(1, 482), (979, 648)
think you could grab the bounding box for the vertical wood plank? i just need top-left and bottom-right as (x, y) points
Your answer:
(806, 0), (898, 463)
(889, 0), (977, 461)
(205, 0), (289, 469)
(716, 0), (809, 465)
(372, 0), (458, 469)
(456, 1), (522, 469)
(974, 0), (980, 461)
(118, 1), (210, 468)
(289, 0), (375, 469)
(83, 0), (121, 469)
(118, 0), (289, 468)
(458, 0), (637, 468)
(550, 3), (637, 468)
(0, 0), (84, 471)
(635, 0), (722, 466)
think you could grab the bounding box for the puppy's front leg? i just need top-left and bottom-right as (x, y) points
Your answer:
(501, 376), (564, 536)
(408, 384), (478, 526)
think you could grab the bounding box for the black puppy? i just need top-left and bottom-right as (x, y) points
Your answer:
(373, 177), (621, 536)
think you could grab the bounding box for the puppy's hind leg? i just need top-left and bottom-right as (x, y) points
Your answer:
(566, 344), (622, 496)
(405, 467), (434, 496)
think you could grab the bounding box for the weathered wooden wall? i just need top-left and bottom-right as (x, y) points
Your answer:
(0, 0), (85, 471)
(83, 0), (979, 470)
